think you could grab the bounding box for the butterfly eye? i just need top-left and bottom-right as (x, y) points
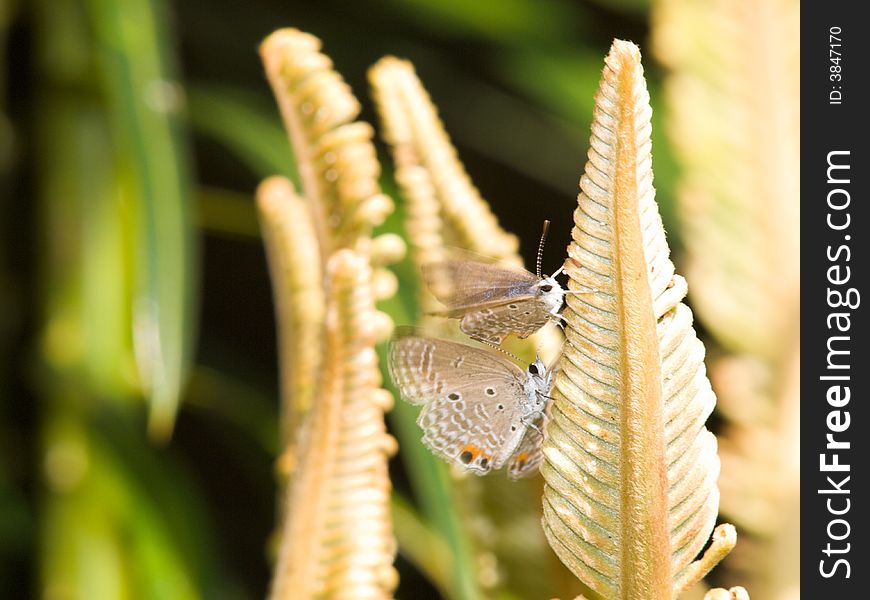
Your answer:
(540, 284), (553, 293)
(528, 364), (539, 375)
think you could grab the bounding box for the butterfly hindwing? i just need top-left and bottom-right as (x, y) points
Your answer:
(506, 419), (545, 479)
(459, 298), (555, 345)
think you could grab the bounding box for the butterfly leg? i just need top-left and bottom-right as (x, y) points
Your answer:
(546, 316), (566, 332)
(549, 308), (568, 330)
(521, 412), (549, 436)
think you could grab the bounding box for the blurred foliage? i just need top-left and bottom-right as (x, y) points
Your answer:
(653, 0), (800, 598)
(0, 0), (795, 598)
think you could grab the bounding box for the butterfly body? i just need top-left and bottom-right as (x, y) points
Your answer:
(388, 332), (555, 478)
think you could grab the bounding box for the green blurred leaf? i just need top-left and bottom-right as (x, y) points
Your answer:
(430, 67), (585, 193)
(495, 49), (600, 128)
(586, 0), (649, 16)
(383, 0), (577, 43)
(0, 457), (31, 592)
(41, 406), (224, 600)
(185, 365), (279, 455)
(87, 0), (197, 437)
(34, 0), (138, 398)
(195, 186), (260, 241)
(495, 48), (682, 243)
(391, 493), (452, 597)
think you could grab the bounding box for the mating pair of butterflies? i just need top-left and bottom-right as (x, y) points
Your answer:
(388, 222), (577, 479)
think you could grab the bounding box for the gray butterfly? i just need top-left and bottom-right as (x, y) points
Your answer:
(388, 330), (555, 478)
(422, 221), (579, 345)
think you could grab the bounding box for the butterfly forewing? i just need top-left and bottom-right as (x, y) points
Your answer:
(389, 335), (530, 474)
(423, 259), (539, 312)
(388, 335), (521, 404)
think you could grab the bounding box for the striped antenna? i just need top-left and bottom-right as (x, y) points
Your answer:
(536, 219), (551, 279)
(477, 337), (526, 366)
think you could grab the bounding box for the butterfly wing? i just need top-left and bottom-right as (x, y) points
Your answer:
(506, 420), (545, 479)
(388, 334), (529, 474)
(422, 258), (539, 314)
(422, 258), (558, 344)
(459, 298), (555, 345)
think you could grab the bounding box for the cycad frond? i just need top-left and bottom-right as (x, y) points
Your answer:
(653, 0), (799, 359)
(269, 249), (398, 599)
(261, 29), (393, 255)
(258, 28), (402, 600)
(257, 177), (324, 468)
(370, 57), (520, 267)
(542, 40), (734, 599)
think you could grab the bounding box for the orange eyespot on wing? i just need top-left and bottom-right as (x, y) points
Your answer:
(459, 444), (481, 464)
(458, 445), (493, 471)
(512, 451), (530, 471)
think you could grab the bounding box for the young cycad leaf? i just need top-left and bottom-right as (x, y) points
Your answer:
(261, 29), (394, 256)
(269, 249), (398, 599)
(541, 40), (735, 598)
(257, 177), (324, 474)
(369, 57), (520, 269)
(369, 57), (563, 362)
(258, 29), (402, 599)
(653, 0), (799, 361)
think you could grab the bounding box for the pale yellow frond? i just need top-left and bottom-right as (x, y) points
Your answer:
(653, 0), (799, 359)
(369, 57), (519, 263)
(715, 346), (800, 535)
(542, 40), (730, 599)
(259, 29), (404, 600)
(369, 56), (563, 365)
(269, 250), (398, 600)
(370, 53), (570, 599)
(261, 29), (394, 255)
(257, 176), (325, 472)
(704, 586), (750, 600)
(653, 1), (799, 597)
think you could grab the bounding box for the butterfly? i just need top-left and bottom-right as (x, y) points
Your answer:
(422, 220), (581, 345)
(388, 330), (555, 478)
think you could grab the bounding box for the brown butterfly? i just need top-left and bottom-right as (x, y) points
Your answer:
(423, 221), (583, 345)
(388, 330), (554, 478)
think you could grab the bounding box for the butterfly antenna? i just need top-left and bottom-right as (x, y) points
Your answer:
(536, 219), (551, 279)
(479, 338), (524, 365)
